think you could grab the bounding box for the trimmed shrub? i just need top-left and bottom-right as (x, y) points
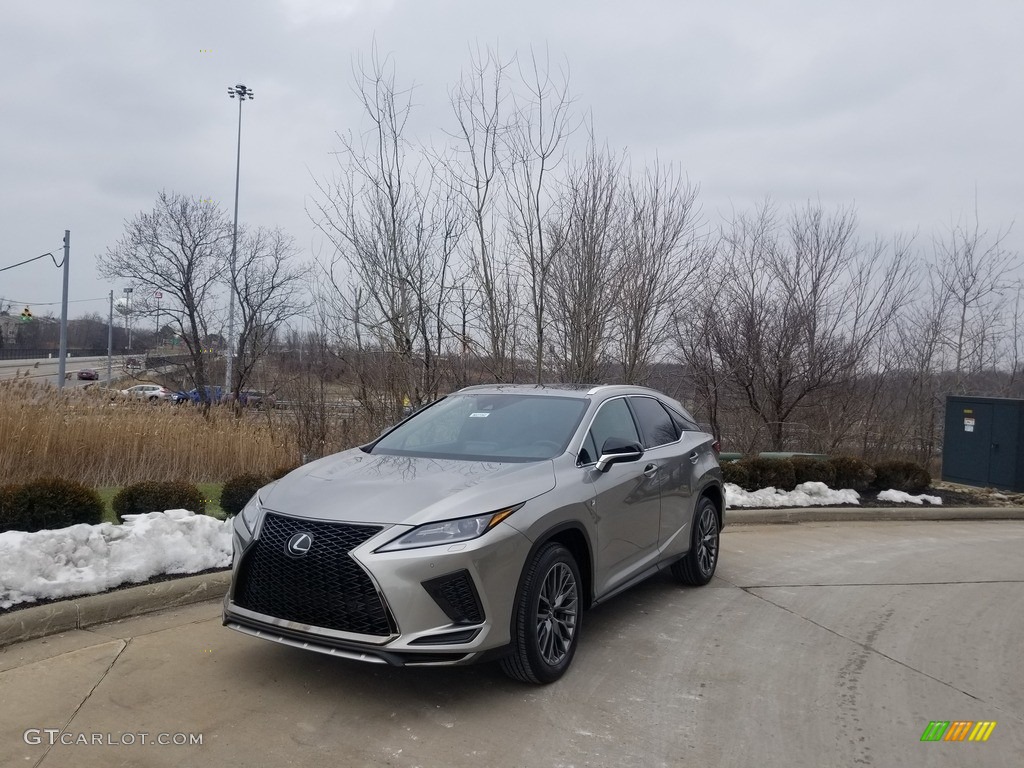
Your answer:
(220, 472), (270, 517)
(791, 457), (836, 487)
(872, 460), (931, 493)
(270, 464), (299, 481)
(721, 461), (751, 489)
(112, 480), (206, 522)
(4, 478), (104, 532)
(739, 457), (797, 492)
(827, 456), (876, 492)
(0, 483), (22, 533)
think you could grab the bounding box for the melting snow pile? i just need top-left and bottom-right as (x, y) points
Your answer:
(725, 481), (944, 508)
(0, 510), (232, 609)
(725, 481), (860, 508)
(877, 489), (943, 505)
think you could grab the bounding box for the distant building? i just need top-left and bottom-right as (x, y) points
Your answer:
(0, 315), (19, 346)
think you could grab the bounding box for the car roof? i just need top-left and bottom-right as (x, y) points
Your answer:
(454, 383), (672, 400)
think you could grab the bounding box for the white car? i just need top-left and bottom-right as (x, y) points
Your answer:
(119, 384), (171, 401)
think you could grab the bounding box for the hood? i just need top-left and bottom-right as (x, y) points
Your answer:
(260, 449), (556, 525)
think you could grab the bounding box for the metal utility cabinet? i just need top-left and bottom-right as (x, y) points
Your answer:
(942, 395), (1024, 492)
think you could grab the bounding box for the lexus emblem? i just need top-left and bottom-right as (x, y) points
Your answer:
(286, 532), (314, 557)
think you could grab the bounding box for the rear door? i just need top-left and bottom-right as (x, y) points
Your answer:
(627, 396), (701, 554)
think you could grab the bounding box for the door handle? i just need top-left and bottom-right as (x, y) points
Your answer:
(689, 451), (700, 465)
(643, 463), (659, 477)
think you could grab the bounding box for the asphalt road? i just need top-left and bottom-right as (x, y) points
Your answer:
(2, 520), (1021, 768)
(0, 355), (115, 387)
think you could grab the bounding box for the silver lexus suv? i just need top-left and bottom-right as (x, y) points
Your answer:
(223, 384), (724, 684)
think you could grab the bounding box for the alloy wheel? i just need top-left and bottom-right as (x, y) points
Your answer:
(696, 505), (719, 577)
(535, 562), (578, 666)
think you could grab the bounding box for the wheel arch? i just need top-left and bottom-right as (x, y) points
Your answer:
(519, 522), (594, 611)
(699, 482), (725, 529)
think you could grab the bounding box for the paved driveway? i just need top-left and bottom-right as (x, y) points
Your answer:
(2, 520), (1021, 767)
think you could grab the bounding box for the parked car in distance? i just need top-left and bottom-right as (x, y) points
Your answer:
(171, 385), (224, 405)
(224, 384), (724, 684)
(124, 357), (142, 371)
(119, 384), (171, 401)
(76, 368), (99, 380)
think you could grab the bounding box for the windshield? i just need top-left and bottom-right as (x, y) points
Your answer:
(371, 393), (588, 462)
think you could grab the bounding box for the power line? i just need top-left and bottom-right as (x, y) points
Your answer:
(2, 296), (110, 307)
(0, 250), (63, 273)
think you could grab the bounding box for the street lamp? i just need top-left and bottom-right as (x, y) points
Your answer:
(225, 83), (253, 395)
(123, 287), (133, 352)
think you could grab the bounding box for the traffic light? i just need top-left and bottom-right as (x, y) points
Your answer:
(20, 307), (32, 322)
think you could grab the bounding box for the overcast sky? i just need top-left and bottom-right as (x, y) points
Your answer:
(1, 0), (1020, 322)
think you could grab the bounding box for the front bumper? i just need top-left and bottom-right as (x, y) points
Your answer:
(222, 510), (530, 666)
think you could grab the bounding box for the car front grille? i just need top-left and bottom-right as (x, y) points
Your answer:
(234, 513), (394, 637)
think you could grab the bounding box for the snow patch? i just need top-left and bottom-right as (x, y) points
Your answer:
(876, 489), (943, 505)
(726, 481), (861, 508)
(0, 510), (232, 609)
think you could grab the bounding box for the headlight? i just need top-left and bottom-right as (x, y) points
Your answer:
(239, 493), (263, 534)
(376, 505), (522, 552)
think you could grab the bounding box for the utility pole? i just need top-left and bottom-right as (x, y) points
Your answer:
(124, 287), (133, 352)
(155, 290), (162, 345)
(57, 230), (69, 390)
(226, 83), (253, 397)
(106, 290), (113, 386)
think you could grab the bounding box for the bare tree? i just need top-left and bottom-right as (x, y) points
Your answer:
(933, 211), (1017, 389)
(504, 48), (577, 382)
(693, 201), (916, 451)
(98, 191), (229, 402)
(1008, 279), (1024, 391)
(545, 142), (622, 383)
(311, 48), (461, 424)
(447, 45), (520, 381)
(617, 162), (706, 384)
(230, 226), (306, 402)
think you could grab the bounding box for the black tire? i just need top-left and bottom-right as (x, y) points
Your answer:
(671, 495), (720, 586)
(500, 542), (582, 684)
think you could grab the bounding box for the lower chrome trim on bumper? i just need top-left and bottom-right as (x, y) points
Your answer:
(224, 613), (479, 667)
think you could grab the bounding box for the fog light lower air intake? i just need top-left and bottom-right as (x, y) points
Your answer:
(422, 570), (485, 624)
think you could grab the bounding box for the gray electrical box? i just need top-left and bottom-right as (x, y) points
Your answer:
(942, 395), (1024, 491)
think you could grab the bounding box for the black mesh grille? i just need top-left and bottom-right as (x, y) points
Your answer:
(234, 513), (394, 636)
(423, 570), (485, 624)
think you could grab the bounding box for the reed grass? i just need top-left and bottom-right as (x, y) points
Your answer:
(0, 380), (298, 487)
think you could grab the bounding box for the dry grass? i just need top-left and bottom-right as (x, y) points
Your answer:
(0, 380), (299, 486)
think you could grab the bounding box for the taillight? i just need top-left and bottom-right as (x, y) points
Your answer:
(711, 440), (721, 455)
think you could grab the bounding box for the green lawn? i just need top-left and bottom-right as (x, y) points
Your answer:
(97, 482), (225, 523)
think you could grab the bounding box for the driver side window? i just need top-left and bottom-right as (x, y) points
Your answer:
(582, 398), (640, 464)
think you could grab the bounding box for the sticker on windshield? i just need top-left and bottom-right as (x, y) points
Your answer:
(469, 412), (490, 418)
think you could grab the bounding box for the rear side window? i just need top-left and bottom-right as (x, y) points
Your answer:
(670, 408), (700, 433)
(629, 396), (680, 448)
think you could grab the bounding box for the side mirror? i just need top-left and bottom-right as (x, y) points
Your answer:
(595, 437), (644, 472)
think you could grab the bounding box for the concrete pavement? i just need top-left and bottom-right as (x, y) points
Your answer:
(2, 506), (1022, 649)
(1, 519), (1021, 767)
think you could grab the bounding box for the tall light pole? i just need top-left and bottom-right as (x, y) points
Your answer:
(123, 287), (133, 352)
(225, 83), (253, 395)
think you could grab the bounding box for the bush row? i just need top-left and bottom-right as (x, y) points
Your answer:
(721, 457), (931, 493)
(220, 465), (298, 516)
(0, 479), (105, 533)
(0, 464), (301, 534)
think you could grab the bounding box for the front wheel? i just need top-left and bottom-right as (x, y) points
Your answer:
(671, 496), (720, 586)
(500, 542), (581, 684)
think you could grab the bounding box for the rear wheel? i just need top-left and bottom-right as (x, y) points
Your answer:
(500, 542), (581, 684)
(671, 496), (720, 586)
